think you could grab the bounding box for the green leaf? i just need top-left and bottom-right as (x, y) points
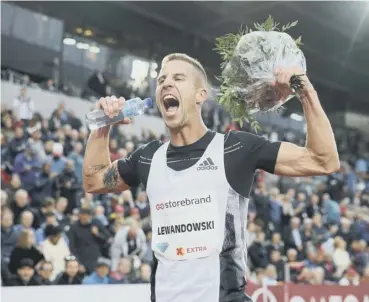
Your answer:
(290, 20), (298, 27)
(263, 15), (274, 31)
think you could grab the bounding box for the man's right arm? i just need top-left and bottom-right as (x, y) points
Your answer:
(83, 126), (129, 193)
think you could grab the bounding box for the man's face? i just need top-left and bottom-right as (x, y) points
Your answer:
(65, 260), (79, 277)
(15, 127), (24, 138)
(39, 263), (53, 280)
(118, 258), (132, 274)
(1, 211), (13, 228)
(21, 212), (34, 228)
(96, 265), (109, 278)
(79, 213), (91, 225)
(155, 60), (207, 129)
(18, 266), (34, 281)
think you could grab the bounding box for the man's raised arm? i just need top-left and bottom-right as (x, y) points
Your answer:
(273, 68), (340, 177)
(83, 97), (131, 193)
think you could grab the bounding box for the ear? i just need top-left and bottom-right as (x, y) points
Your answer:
(195, 88), (208, 105)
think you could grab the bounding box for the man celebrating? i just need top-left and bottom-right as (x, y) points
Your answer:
(83, 53), (339, 302)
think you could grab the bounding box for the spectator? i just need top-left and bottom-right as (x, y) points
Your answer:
(136, 263), (151, 284)
(321, 193), (341, 226)
(5, 258), (42, 286)
(110, 257), (137, 284)
(39, 225), (70, 280)
(111, 219), (147, 271)
(67, 142), (84, 183)
(269, 249), (285, 282)
(29, 162), (57, 207)
(35, 212), (58, 245)
(284, 217), (304, 257)
(1, 208), (18, 264)
(53, 256), (84, 285)
(8, 127), (27, 161)
(82, 258), (111, 285)
(68, 208), (110, 273)
(14, 210), (35, 236)
(55, 160), (81, 214)
(37, 261), (53, 285)
(267, 232), (284, 257)
(249, 231), (268, 269)
(27, 123), (48, 163)
(135, 191), (150, 220)
(332, 236), (351, 278)
(12, 87), (35, 127)
(50, 143), (67, 174)
(13, 143), (42, 191)
(8, 229), (44, 274)
(54, 197), (69, 229)
(9, 189), (30, 224)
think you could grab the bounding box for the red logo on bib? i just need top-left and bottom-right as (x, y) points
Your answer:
(176, 247), (184, 256)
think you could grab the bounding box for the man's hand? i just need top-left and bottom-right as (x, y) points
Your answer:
(91, 226), (99, 236)
(274, 67), (314, 101)
(96, 96), (131, 125)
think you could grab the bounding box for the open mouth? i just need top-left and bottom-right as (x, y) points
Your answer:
(162, 94), (180, 113)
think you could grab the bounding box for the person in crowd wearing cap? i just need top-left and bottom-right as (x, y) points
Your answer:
(5, 258), (42, 286)
(68, 207), (111, 274)
(83, 53), (339, 301)
(39, 224), (70, 281)
(13, 142), (42, 191)
(53, 255), (85, 285)
(8, 229), (44, 274)
(82, 257), (112, 285)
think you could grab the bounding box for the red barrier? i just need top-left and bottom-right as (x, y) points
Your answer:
(246, 283), (369, 302)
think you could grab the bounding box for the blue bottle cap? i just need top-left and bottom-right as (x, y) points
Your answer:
(144, 98), (153, 108)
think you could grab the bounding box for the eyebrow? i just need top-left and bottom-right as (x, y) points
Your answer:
(157, 73), (187, 82)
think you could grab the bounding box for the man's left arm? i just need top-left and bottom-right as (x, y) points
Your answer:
(273, 68), (340, 177)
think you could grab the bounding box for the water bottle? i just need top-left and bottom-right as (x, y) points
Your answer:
(85, 97), (153, 130)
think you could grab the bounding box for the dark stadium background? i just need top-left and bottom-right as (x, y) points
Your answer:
(1, 1), (369, 300)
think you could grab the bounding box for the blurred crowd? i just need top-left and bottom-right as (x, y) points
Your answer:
(1, 84), (369, 287)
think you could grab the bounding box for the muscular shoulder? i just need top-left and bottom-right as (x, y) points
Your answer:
(117, 140), (163, 187)
(223, 130), (281, 197)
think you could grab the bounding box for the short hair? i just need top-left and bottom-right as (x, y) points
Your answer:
(161, 53), (207, 84)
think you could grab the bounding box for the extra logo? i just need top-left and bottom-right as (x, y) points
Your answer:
(176, 246), (207, 256)
(156, 242), (169, 253)
(197, 157), (218, 171)
(176, 247), (184, 256)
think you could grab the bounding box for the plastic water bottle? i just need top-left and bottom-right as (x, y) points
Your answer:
(85, 97), (153, 130)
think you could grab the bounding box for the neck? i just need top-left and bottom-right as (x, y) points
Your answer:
(169, 119), (207, 146)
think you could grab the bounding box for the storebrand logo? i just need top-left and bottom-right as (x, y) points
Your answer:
(197, 157), (218, 171)
(157, 221), (215, 235)
(156, 242), (169, 253)
(155, 195), (211, 211)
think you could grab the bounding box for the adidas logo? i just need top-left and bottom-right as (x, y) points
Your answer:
(197, 157), (218, 171)
(156, 242), (169, 253)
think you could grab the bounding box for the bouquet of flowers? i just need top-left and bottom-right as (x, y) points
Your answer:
(215, 16), (306, 130)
